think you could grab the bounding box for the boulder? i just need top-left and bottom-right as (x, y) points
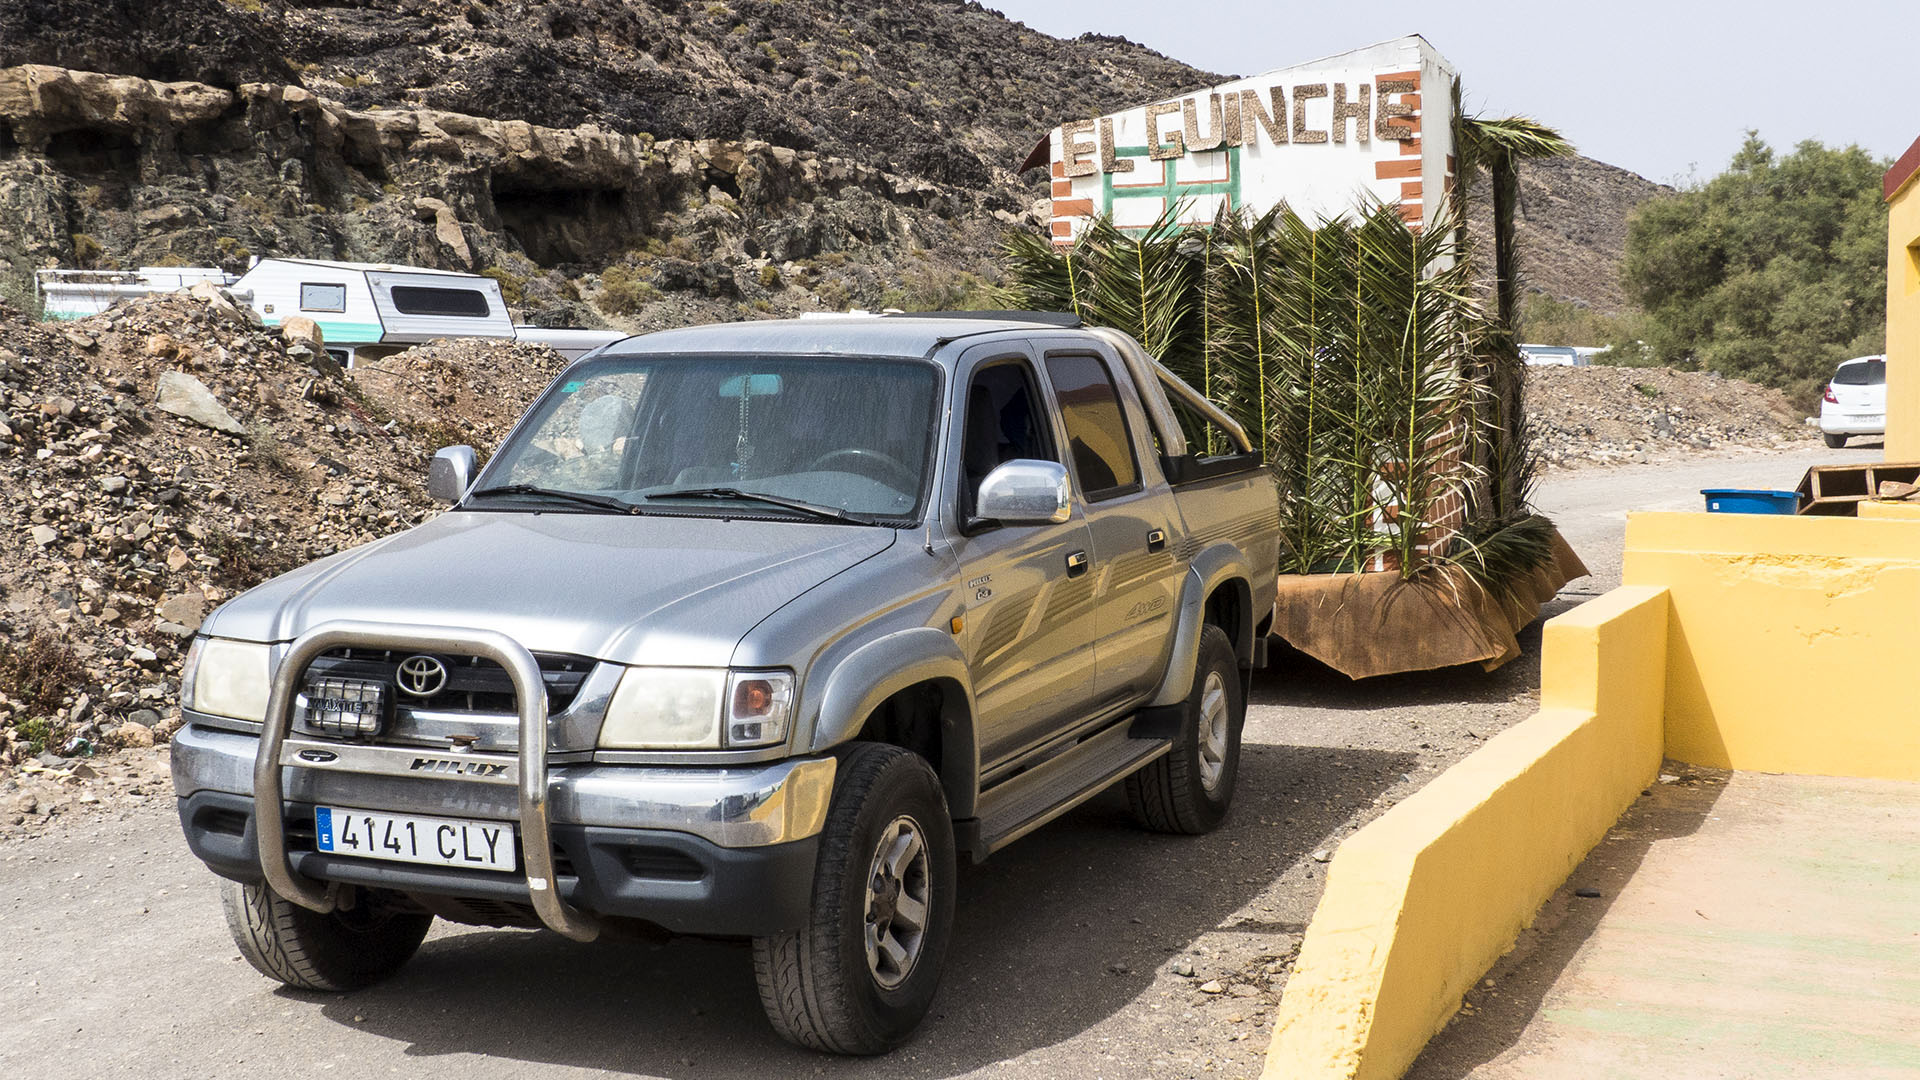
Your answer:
(156, 590), (206, 632)
(280, 317), (324, 347)
(153, 371), (245, 435)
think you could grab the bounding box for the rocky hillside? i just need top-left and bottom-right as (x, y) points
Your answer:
(0, 0), (1664, 328)
(1467, 155), (1670, 315)
(0, 0), (1219, 328)
(0, 287), (564, 781)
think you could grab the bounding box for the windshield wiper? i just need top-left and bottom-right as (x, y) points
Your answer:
(645, 486), (870, 525)
(467, 484), (640, 515)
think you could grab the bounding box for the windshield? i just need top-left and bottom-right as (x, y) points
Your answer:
(475, 353), (941, 521)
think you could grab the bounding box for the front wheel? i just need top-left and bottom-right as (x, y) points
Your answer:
(1126, 624), (1246, 834)
(753, 743), (956, 1054)
(221, 879), (432, 992)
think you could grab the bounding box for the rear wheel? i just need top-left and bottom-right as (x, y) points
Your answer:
(1126, 624), (1245, 834)
(753, 743), (956, 1054)
(1823, 432), (1848, 449)
(222, 879), (432, 992)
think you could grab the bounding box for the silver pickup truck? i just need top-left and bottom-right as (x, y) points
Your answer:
(171, 313), (1280, 1054)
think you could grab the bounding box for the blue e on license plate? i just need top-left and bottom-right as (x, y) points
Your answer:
(315, 806), (517, 872)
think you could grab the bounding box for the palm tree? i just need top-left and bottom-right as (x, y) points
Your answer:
(1453, 98), (1575, 518)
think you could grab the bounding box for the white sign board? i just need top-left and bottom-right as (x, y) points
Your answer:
(1043, 36), (1458, 243)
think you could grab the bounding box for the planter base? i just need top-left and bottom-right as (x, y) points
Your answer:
(1270, 528), (1588, 679)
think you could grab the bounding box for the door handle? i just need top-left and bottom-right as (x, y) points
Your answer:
(1146, 529), (1167, 553)
(1065, 550), (1090, 577)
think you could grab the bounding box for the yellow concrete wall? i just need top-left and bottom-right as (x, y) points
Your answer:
(1264, 585), (1670, 1080)
(1887, 180), (1920, 460)
(1860, 500), (1920, 520)
(1624, 511), (1920, 779)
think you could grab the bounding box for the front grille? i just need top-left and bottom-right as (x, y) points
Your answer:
(304, 648), (593, 718)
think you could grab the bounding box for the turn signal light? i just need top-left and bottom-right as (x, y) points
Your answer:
(725, 671), (793, 747)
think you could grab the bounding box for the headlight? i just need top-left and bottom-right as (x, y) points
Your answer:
(598, 668), (794, 750)
(185, 637), (273, 721)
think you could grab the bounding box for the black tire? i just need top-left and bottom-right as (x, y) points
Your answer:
(752, 743), (956, 1055)
(221, 879), (433, 992)
(1126, 624), (1245, 834)
(1823, 432), (1848, 449)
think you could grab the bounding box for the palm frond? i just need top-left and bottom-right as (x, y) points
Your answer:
(1458, 115), (1576, 174)
(997, 197), (1544, 588)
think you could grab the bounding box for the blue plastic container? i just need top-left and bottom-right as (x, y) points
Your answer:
(1701, 489), (1799, 514)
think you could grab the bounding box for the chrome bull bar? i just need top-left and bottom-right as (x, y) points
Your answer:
(253, 620), (601, 942)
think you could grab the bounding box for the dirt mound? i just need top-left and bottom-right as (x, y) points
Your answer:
(1526, 364), (1815, 469)
(347, 339), (570, 459)
(0, 287), (568, 831)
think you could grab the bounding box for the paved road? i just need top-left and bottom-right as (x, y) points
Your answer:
(0, 444), (1873, 1080)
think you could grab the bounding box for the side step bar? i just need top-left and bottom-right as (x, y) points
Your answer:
(253, 620), (600, 942)
(965, 722), (1171, 859)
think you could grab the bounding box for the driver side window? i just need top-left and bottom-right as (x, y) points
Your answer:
(960, 360), (1056, 518)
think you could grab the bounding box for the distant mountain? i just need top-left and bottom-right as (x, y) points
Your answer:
(1468, 154), (1671, 315)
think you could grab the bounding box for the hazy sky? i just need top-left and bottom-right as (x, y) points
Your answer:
(985, 0), (1918, 185)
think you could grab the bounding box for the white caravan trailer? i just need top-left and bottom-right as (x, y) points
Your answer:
(231, 258), (625, 367)
(37, 259), (625, 366)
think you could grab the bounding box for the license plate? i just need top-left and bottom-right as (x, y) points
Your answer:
(314, 806), (516, 872)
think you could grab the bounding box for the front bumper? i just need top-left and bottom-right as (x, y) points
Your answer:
(173, 720), (834, 936)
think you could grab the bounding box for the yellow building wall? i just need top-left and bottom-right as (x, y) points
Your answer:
(1624, 511), (1920, 779)
(1887, 178), (1920, 459)
(1860, 500), (1920, 520)
(1264, 585), (1670, 1080)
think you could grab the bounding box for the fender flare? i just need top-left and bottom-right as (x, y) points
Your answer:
(1147, 545), (1256, 708)
(805, 627), (981, 818)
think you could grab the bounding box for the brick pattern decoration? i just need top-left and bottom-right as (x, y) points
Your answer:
(1374, 70), (1425, 230)
(1368, 417), (1471, 573)
(1050, 161), (1077, 244)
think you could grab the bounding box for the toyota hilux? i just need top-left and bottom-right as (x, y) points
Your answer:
(171, 312), (1281, 1053)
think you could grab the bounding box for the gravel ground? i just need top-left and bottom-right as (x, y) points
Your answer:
(0, 442), (1870, 1080)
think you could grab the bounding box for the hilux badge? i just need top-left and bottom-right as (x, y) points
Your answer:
(396, 655), (449, 698)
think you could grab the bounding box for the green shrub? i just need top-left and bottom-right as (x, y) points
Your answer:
(482, 265), (527, 306)
(247, 422), (302, 477)
(71, 233), (106, 269)
(1515, 293), (1647, 350)
(877, 267), (998, 312)
(0, 631), (86, 720)
(599, 265), (659, 315)
(757, 265), (782, 289)
(1622, 136), (1888, 409)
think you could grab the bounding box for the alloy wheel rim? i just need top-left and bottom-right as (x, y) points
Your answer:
(863, 815), (931, 989)
(1197, 671), (1230, 793)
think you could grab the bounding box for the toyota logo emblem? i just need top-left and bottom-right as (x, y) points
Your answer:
(396, 655), (449, 698)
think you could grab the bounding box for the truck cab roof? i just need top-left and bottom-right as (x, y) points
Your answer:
(599, 313), (1087, 361)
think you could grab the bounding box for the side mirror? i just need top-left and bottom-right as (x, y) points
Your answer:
(428, 445), (478, 503)
(975, 459), (1072, 525)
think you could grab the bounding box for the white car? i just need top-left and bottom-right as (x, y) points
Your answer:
(1819, 355), (1886, 449)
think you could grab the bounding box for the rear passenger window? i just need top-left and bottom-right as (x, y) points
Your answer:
(1833, 360), (1886, 386)
(390, 286), (492, 318)
(1044, 353), (1140, 500)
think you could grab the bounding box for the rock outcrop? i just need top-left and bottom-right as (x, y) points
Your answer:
(0, 62), (991, 287)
